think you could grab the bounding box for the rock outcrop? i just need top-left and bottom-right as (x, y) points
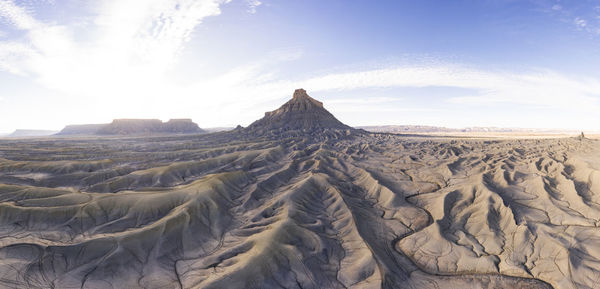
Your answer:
(96, 119), (164, 135)
(163, 119), (207, 133)
(57, 119), (205, 136)
(242, 89), (356, 138)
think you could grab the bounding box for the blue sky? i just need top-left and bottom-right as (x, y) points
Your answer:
(1, 0), (600, 133)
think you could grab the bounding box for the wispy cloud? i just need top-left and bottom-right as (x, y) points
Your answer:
(0, 42), (35, 74)
(539, 1), (599, 35)
(574, 17), (587, 29)
(246, 0), (262, 14)
(0, 0), (231, 97)
(154, 61), (600, 128)
(0, 0), (40, 30)
(294, 66), (600, 110)
(93, 0), (230, 69)
(0, 0), (599, 131)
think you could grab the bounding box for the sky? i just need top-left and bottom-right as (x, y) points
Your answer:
(1, 0), (600, 133)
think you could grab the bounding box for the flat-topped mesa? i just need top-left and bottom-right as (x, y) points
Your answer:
(97, 119), (163, 135)
(97, 119), (204, 135)
(163, 119), (203, 133)
(244, 89), (357, 137)
(58, 119), (206, 135)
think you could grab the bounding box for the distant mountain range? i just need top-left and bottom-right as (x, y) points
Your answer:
(357, 125), (584, 134)
(0, 114), (587, 139)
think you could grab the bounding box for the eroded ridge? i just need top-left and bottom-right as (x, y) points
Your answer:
(1, 133), (593, 288)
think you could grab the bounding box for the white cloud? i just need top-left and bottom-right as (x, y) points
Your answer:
(0, 0), (41, 30)
(0, 0), (599, 131)
(0, 0), (231, 99)
(574, 17), (587, 28)
(154, 62), (600, 129)
(246, 0), (261, 14)
(0, 42), (36, 74)
(93, 0), (229, 69)
(539, 3), (599, 37)
(293, 66), (600, 110)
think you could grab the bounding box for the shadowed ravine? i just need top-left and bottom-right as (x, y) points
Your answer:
(0, 90), (596, 288)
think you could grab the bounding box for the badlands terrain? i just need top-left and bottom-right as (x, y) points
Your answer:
(0, 89), (598, 289)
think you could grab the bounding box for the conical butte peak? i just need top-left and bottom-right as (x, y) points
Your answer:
(243, 89), (356, 137)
